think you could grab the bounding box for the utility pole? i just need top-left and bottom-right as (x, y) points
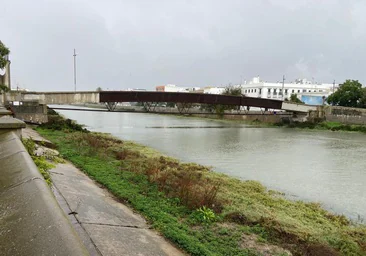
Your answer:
(73, 49), (77, 92)
(333, 80), (335, 93)
(281, 75), (285, 100)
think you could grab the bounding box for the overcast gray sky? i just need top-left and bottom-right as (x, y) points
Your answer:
(1, 0), (365, 91)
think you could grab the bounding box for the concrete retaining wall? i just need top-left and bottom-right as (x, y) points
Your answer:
(0, 107), (11, 117)
(0, 121), (88, 255)
(9, 102), (48, 124)
(191, 112), (291, 123)
(6, 91), (100, 105)
(281, 102), (317, 113)
(317, 106), (366, 125)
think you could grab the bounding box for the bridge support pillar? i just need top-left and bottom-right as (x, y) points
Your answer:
(105, 102), (117, 111)
(177, 103), (192, 114)
(142, 102), (159, 112)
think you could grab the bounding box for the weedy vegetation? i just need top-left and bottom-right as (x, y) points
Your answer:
(35, 111), (366, 256)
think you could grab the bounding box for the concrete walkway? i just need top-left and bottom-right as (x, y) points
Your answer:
(22, 127), (54, 147)
(23, 128), (184, 256)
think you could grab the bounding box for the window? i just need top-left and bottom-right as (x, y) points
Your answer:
(254, 89), (257, 92)
(292, 89), (294, 93)
(298, 90), (300, 93)
(268, 88), (271, 93)
(308, 90), (311, 92)
(303, 89), (306, 93)
(245, 89), (247, 93)
(285, 89), (288, 94)
(274, 89), (277, 95)
(259, 89), (262, 94)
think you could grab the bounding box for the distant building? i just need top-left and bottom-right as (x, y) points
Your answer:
(155, 84), (192, 93)
(155, 85), (165, 92)
(240, 76), (338, 105)
(127, 88), (146, 91)
(203, 87), (226, 94)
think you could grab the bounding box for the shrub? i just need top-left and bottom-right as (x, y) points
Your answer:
(22, 138), (54, 185)
(190, 206), (217, 225)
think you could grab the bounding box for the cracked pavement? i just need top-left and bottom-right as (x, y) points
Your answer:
(50, 163), (184, 256)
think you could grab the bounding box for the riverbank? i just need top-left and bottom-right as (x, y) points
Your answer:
(274, 120), (366, 133)
(22, 127), (185, 256)
(71, 103), (366, 133)
(34, 112), (366, 256)
(178, 114), (366, 134)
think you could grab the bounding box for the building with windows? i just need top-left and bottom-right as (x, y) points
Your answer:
(240, 76), (338, 105)
(202, 86), (226, 94)
(155, 84), (200, 93)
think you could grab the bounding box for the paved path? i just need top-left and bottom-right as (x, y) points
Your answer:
(22, 127), (53, 147)
(23, 128), (184, 256)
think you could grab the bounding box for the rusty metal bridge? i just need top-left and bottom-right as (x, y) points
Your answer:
(99, 91), (283, 113)
(5, 90), (316, 114)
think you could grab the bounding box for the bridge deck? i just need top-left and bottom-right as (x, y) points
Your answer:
(6, 91), (315, 113)
(99, 91), (283, 109)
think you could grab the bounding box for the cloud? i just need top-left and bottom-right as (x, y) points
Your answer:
(1, 0), (366, 90)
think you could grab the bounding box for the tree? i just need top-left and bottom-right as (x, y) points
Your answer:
(96, 87), (103, 92)
(327, 80), (364, 108)
(222, 85), (242, 96)
(0, 41), (10, 69)
(200, 85), (243, 115)
(359, 88), (366, 108)
(0, 41), (10, 97)
(285, 93), (304, 104)
(0, 84), (9, 93)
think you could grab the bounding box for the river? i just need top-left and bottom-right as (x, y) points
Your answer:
(55, 108), (366, 221)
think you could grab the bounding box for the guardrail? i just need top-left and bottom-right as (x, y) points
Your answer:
(0, 117), (88, 255)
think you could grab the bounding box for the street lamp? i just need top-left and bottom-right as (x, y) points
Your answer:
(281, 75), (285, 100)
(73, 49), (77, 92)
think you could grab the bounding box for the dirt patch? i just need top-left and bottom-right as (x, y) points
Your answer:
(305, 244), (340, 256)
(240, 233), (292, 256)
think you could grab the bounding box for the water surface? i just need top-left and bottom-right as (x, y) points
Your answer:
(56, 107), (366, 220)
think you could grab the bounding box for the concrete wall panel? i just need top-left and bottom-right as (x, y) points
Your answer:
(0, 131), (88, 255)
(282, 102), (317, 112)
(6, 91), (100, 105)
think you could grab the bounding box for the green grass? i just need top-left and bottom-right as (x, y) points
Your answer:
(22, 137), (55, 185)
(318, 122), (366, 132)
(273, 120), (366, 133)
(179, 114), (366, 134)
(36, 128), (366, 256)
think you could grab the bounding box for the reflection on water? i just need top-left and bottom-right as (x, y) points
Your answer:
(146, 126), (242, 129)
(56, 108), (366, 220)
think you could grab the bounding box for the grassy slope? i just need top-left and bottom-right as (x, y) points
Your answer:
(179, 114), (366, 133)
(37, 128), (366, 256)
(274, 121), (366, 133)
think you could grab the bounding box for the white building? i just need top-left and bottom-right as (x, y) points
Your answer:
(240, 76), (338, 105)
(156, 84), (189, 92)
(155, 84), (201, 93)
(203, 87), (226, 94)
